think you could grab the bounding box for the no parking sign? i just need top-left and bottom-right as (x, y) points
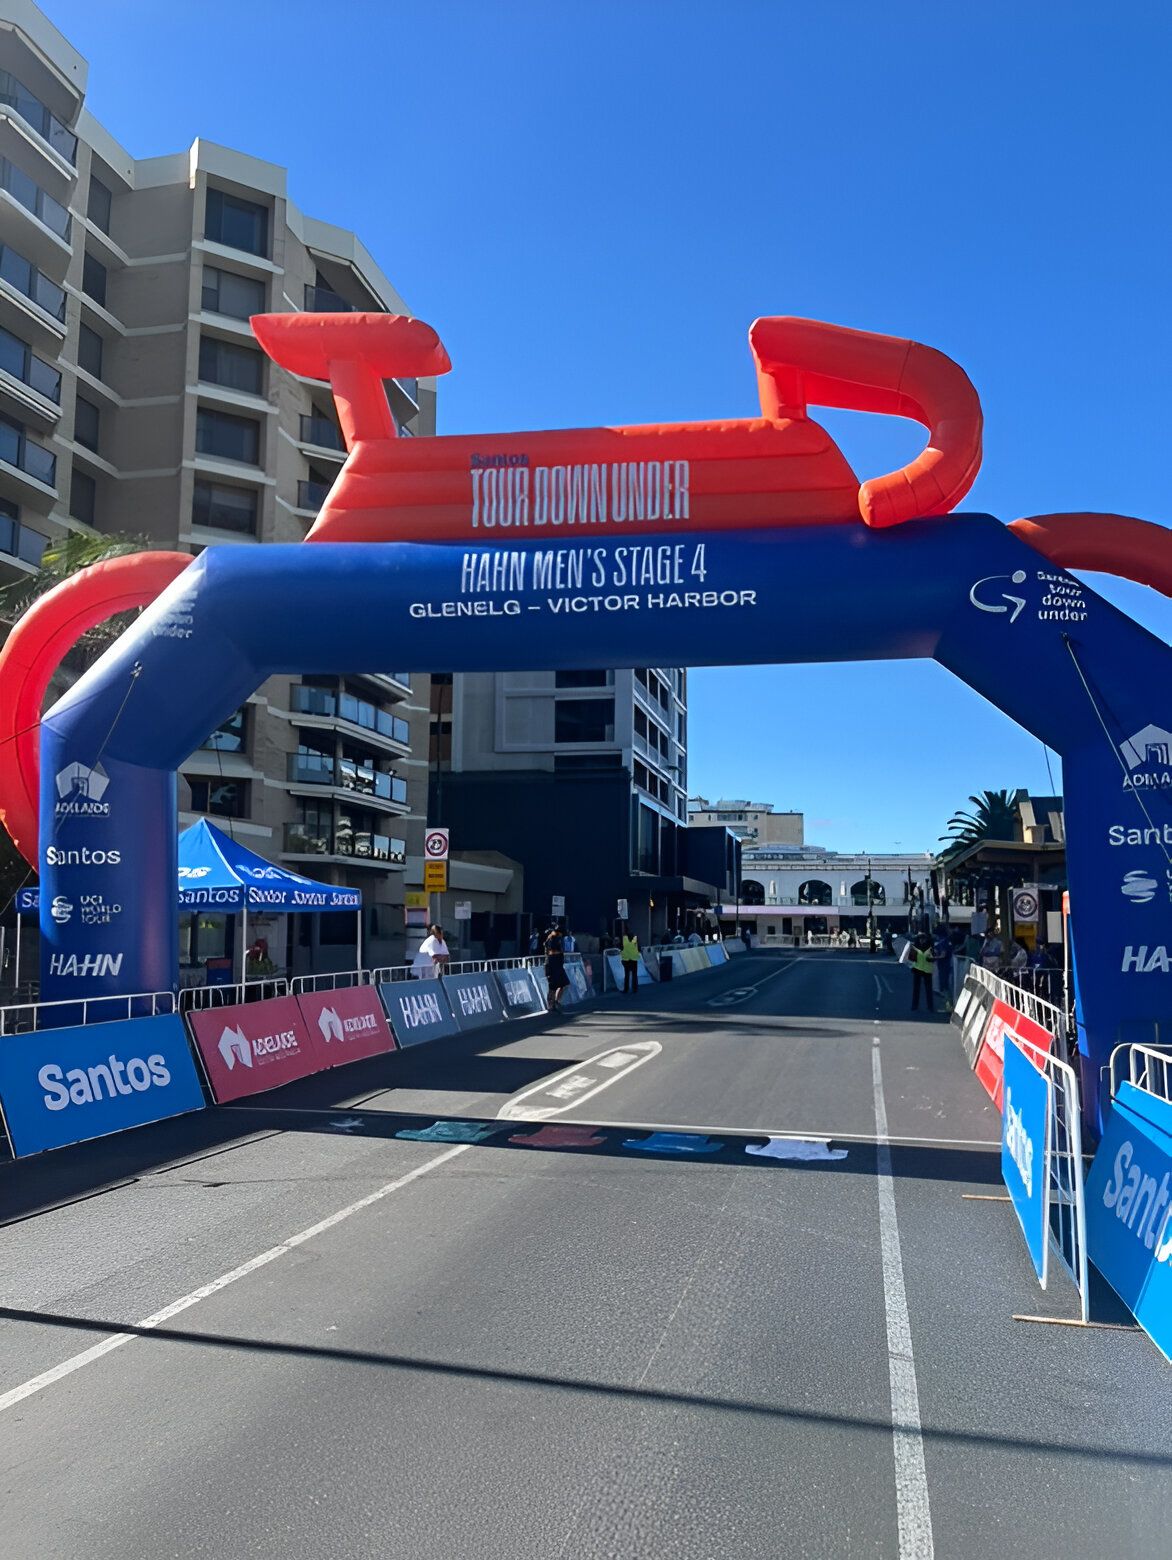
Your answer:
(424, 828), (449, 861)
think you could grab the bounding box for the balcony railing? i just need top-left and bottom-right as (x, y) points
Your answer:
(284, 821), (406, 863)
(298, 414), (345, 451)
(304, 285), (353, 313)
(0, 155), (70, 239)
(0, 418), (55, 486)
(287, 751), (408, 804)
(0, 242), (65, 321)
(0, 326), (60, 402)
(0, 510), (46, 564)
(0, 72), (77, 163)
(291, 685), (410, 746)
(296, 478), (330, 512)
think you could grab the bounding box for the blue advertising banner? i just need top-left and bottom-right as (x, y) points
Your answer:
(1001, 1037), (1052, 1285)
(495, 966), (544, 1017)
(444, 971), (503, 1031)
(378, 980), (460, 1047)
(1086, 1082), (1172, 1362)
(0, 1014), (205, 1158)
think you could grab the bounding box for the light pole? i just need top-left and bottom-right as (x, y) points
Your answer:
(866, 856), (876, 952)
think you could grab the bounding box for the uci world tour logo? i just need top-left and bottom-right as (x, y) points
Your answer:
(1120, 725), (1172, 791)
(54, 761), (111, 818)
(1122, 870), (1159, 904)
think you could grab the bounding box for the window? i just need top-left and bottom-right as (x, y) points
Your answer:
(82, 251), (107, 308)
(205, 188), (268, 257)
(196, 407), (259, 465)
(192, 478), (258, 534)
(87, 177), (112, 235)
(199, 335), (263, 395)
(74, 395), (99, 452)
(0, 324), (60, 402)
(201, 708), (247, 753)
(741, 879), (765, 906)
(186, 777), (248, 818)
(78, 322), (103, 379)
(201, 265), (265, 320)
(555, 669), (614, 688)
(798, 879), (833, 907)
(554, 697), (615, 745)
(70, 468), (96, 525)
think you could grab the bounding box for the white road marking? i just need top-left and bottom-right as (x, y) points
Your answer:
(498, 1041), (661, 1121)
(0, 1143), (471, 1418)
(872, 1040), (934, 1558)
(705, 960), (797, 1007)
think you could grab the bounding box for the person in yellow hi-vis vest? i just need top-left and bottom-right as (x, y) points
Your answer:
(620, 929), (641, 995)
(909, 928), (936, 1013)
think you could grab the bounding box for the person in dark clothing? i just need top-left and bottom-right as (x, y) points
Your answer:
(544, 928), (570, 1013)
(910, 929), (936, 1012)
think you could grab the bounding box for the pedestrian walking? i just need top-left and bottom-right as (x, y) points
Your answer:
(620, 928), (641, 994)
(544, 927), (570, 1013)
(910, 928), (935, 1012)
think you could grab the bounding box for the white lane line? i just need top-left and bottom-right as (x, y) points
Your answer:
(0, 1143), (470, 1417)
(872, 1041), (934, 1558)
(498, 1041), (661, 1121)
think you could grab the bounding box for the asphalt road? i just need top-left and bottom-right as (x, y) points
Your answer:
(1, 950), (1169, 1558)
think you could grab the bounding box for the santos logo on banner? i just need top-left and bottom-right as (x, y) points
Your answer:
(1085, 1082), (1172, 1362)
(0, 1014), (204, 1158)
(1001, 1037), (1052, 1285)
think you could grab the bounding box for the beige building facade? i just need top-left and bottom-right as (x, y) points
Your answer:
(687, 797), (804, 847)
(0, 0), (435, 976)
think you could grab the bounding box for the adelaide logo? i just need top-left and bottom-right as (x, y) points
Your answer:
(1119, 725), (1172, 791)
(54, 761), (111, 817)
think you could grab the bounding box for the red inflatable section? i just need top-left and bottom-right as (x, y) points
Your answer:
(250, 313), (983, 544)
(0, 551), (192, 866)
(1009, 513), (1172, 600)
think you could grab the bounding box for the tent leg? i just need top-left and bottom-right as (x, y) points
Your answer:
(240, 905), (249, 989)
(356, 907), (363, 979)
(14, 915), (21, 990)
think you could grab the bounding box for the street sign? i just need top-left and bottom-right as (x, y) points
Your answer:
(455, 900), (472, 921)
(1013, 886), (1040, 923)
(405, 891), (429, 910)
(424, 827), (450, 861)
(424, 861), (448, 891)
(617, 898), (629, 919)
(551, 894), (566, 917)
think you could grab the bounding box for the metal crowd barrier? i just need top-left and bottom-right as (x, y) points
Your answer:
(965, 962), (1068, 1053)
(0, 989), (177, 1035)
(177, 978), (290, 1013)
(1107, 1041), (1172, 1104)
(1018, 1035), (1090, 1323)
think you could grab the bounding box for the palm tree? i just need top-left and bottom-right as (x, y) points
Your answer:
(939, 789), (1021, 938)
(939, 789), (1020, 854)
(0, 529), (149, 644)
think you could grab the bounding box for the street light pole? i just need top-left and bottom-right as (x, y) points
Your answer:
(867, 856), (876, 952)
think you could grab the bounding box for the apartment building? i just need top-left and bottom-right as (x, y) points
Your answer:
(0, 0), (435, 976)
(432, 667), (724, 942)
(687, 797), (804, 846)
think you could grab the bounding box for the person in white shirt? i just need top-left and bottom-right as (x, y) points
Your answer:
(417, 924), (450, 976)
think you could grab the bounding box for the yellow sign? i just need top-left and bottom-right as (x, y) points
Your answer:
(405, 891), (430, 910)
(423, 862), (448, 892)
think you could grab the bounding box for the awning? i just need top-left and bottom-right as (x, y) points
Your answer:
(16, 819), (361, 915)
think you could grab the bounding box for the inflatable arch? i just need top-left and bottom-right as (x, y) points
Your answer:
(5, 314), (1172, 1128)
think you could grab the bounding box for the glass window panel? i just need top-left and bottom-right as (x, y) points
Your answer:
(74, 395), (99, 451)
(192, 478), (258, 533)
(78, 323), (103, 378)
(202, 265), (265, 320)
(205, 188), (268, 257)
(198, 335), (263, 394)
(70, 468), (96, 524)
(82, 251), (107, 307)
(195, 408), (259, 464)
(87, 178), (112, 234)
(0, 244), (31, 295)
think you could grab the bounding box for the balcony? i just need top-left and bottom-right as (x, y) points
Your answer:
(0, 155), (70, 242)
(0, 326), (60, 409)
(0, 417), (55, 491)
(304, 284), (353, 313)
(283, 821), (406, 866)
(286, 751), (409, 806)
(0, 242), (65, 325)
(296, 477), (331, 512)
(0, 72), (77, 164)
(298, 414), (345, 452)
(0, 509), (46, 567)
(290, 685), (410, 748)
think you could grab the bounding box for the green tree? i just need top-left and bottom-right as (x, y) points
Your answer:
(939, 789), (1021, 937)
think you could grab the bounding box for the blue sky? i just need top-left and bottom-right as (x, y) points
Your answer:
(48, 0), (1172, 851)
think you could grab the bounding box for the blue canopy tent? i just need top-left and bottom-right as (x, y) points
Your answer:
(13, 819), (361, 985)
